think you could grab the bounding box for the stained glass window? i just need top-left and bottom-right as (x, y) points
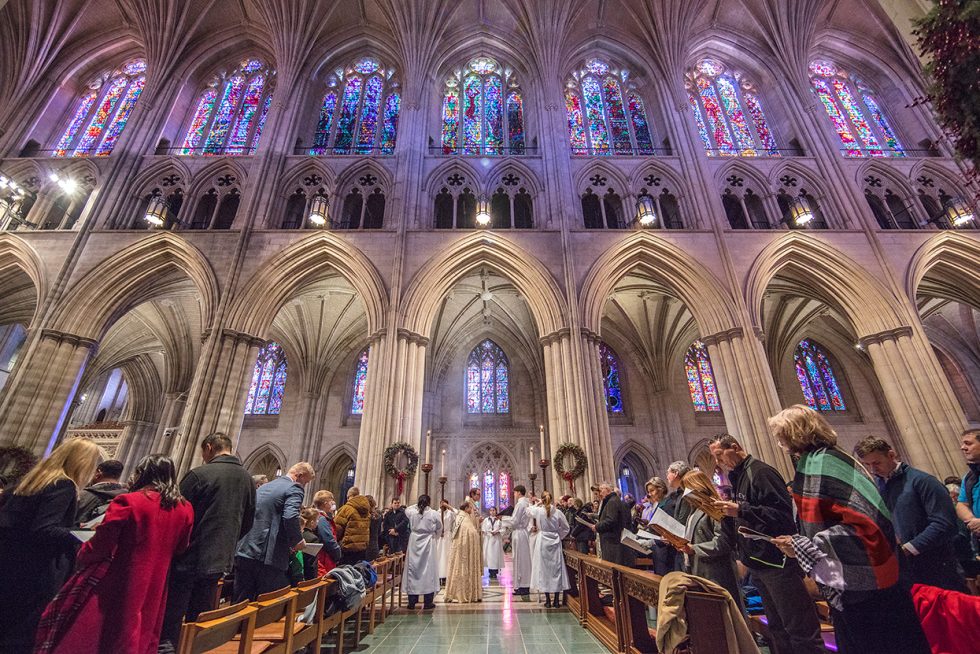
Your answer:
(466, 339), (509, 414)
(52, 59), (146, 157)
(566, 58), (654, 156)
(441, 57), (525, 155)
(309, 58), (400, 155)
(794, 339), (846, 412)
(598, 342), (624, 413)
(498, 471), (510, 508)
(685, 59), (778, 157)
(244, 341), (287, 415)
(180, 58), (275, 156)
(808, 60), (904, 158)
(483, 470), (495, 508)
(684, 340), (721, 412)
(351, 348), (369, 415)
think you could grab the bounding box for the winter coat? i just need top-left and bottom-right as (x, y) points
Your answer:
(595, 493), (634, 566)
(75, 482), (127, 526)
(334, 495), (372, 553)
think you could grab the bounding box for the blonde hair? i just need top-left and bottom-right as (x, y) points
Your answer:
(768, 404), (838, 455)
(300, 506), (319, 530)
(542, 491), (553, 518)
(288, 462), (315, 478)
(680, 468), (721, 502)
(313, 490), (334, 509)
(16, 438), (101, 497)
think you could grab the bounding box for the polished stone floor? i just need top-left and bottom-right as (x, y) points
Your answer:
(349, 559), (608, 653)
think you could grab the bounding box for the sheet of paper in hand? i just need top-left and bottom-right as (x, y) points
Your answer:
(71, 530), (96, 543)
(681, 488), (726, 521)
(647, 509), (688, 548)
(575, 515), (594, 527)
(80, 512), (106, 530)
(737, 525), (773, 542)
(302, 543), (324, 556)
(620, 529), (653, 555)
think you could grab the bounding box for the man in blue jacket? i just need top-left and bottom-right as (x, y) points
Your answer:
(234, 462), (315, 601)
(855, 436), (967, 592)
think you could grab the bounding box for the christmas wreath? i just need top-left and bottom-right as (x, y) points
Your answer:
(554, 442), (587, 492)
(383, 442), (419, 496)
(0, 446), (38, 485)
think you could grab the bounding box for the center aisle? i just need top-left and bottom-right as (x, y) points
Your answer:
(356, 556), (608, 653)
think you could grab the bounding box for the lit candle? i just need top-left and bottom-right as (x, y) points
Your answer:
(426, 429), (432, 463)
(529, 446), (534, 474)
(440, 449), (446, 477)
(539, 425), (545, 462)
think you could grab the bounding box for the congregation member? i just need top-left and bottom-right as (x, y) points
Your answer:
(252, 474), (268, 489)
(769, 405), (930, 654)
(567, 497), (595, 554)
(510, 484), (533, 597)
(662, 461), (692, 570)
(710, 433), (823, 654)
(436, 498), (457, 585)
(853, 435), (967, 591)
(642, 476), (673, 574)
(333, 486), (372, 564)
(365, 495), (382, 560)
(530, 491), (570, 608)
(481, 506), (504, 579)
(382, 496), (409, 553)
(159, 433), (256, 653)
(403, 494), (441, 610)
(677, 468), (744, 613)
(955, 428), (980, 550)
(298, 507), (321, 581)
(74, 459), (126, 526)
(234, 462), (313, 601)
(35, 454), (194, 654)
(593, 481), (634, 566)
(311, 490), (342, 575)
(0, 438), (100, 654)
(444, 500), (483, 603)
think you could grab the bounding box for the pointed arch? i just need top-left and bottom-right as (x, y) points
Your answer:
(907, 233), (980, 310)
(573, 161), (631, 195)
(400, 232), (567, 337)
(241, 441), (286, 477)
(48, 233), (218, 340)
(744, 232), (907, 338)
(713, 159), (772, 192)
(276, 159), (337, 198)
(334, 161), (394, 193)
(484, 159), (543, 196)
(226, 231), (388, 337)
(186, 158), (249, 198)
(580, 232), (740, 337)
(0, 235), (46, 326)
(423, 158), (483, 197)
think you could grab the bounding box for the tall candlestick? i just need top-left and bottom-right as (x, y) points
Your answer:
(440, 449), (446, 477)
(529, 446), (534, 474)
(426, 429), (432, 461)
(539, 424), (546, 460)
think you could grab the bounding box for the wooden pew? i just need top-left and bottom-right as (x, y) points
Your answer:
(563, 548), (586, 620)
(579, 556), (626, 653)
(177, 600), (257, 654)
(616, 567), (660, 654)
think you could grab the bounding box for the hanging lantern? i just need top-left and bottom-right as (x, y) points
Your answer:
(636, 194), (657, 226)
(475, 196), (491, 227)
(308, 193), (328, 227)
(789, 196), (814, 226)
(144, 196), (168, 227)
(944, 199), (975, 228)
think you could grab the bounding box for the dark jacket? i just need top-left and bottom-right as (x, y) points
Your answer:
(366, 513), (382, 560)
(880, 463), (966, 591)
(74, 481), (127, 525)
(0, 479), (80, 653)
(663, 487), (693, 526)
(595, 492), (634, 566)
(381, 506), (409, 551)
(174, 454), (256, 576)
(568, 507), (596, 543)
(236, 475), (304, 570)
(723, 455), (798, 569)
(684, 509), (743, 612)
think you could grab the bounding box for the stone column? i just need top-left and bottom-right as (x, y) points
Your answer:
(861, 327), (966, 476)
(578, 330), (617, 492)
(0, 329), (97, 454)
(354, 330), (392, 498)
(702, 327), (790, 479)
(171, 329), (264, 472)
(148, 392), (187, 454)
(116, 419), (159, 473)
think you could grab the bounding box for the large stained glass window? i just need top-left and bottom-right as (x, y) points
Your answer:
(310, 57), (400, 155)
(498, 471), (510, 508)
(441, 57), (525, 155)
(466, 339), (509, 414)
(180, 58), (275, 156)
(565, 58), (655, 156)
(53, 60), (146, 157)
(469, 469), (512, 510)
(685, 340), (721, 412)
(794, 339), (846, 411)
(244, 341), (287, 415)
(598, 342), (624, 413)
(684, 59), (778, 157)
(350, 348), (369, 415)
(808, 60), (904, 158)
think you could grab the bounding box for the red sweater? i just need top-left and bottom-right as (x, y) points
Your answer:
(911, 583), (980, 654)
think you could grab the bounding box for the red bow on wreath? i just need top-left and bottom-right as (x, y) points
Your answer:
(395, 471), (407, 496)
(562, 472), (575, 493)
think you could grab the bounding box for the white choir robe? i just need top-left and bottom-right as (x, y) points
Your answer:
(436, 507), (457, 578)
(402, 505), (442, 596)
(529, 506), (570, 593)
(481, 517), (505, 570)
(510, 497), (533, 588)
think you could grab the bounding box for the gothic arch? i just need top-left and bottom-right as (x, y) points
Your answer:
(186, 158), (249, 199)
(460, 440), (519, 478)
(0, 235), (46, 326)
(309, 42), (403, 81)
(686, 439), (716, 474)
(423, 159), (483, 198)
(275, 160), (337, 198)
(241, 441), (286, 477)
(907, 233), (980, 310)
(627, 163), (692, 201)
(317, 442), (358, 492)
(573, 162), (631, 196)
(335, 161), (394, 194)
(484, 159), (543, 196)
(612, 440), (660, 483)
(48, 233), (218, 340)
(713, 159), (772, 193)
(225, 231), (388, 337)
(745, 232), (907, 338)
(580, 232), (741, 337)
(400, 232), (567, 337)
(129, 157), (193, 196)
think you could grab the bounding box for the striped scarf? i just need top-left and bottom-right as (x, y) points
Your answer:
(791, 447), (899, 602)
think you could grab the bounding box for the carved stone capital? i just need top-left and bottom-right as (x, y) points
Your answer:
(221, 328), (266, 348)
(579, 327), (601, 344)
(368, 328), (387, 345)
(40, 328), (99, 351)
(396, 328), (430, 347)
(858, 326), (913, 348)
(700, 327), (744, 347)
(539, 327), (572, 347)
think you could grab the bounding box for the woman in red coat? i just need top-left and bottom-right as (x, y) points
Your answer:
(35, 454), (194, 654)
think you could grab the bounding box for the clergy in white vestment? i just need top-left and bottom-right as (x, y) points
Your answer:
(481, 507), (505, 579)
(402, 495), (442, 610)
(510, 485), (532, 596)
(436, 499), (457, 584)
(529, 491), (570, 607)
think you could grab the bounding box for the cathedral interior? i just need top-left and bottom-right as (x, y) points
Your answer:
(0, 0), (976, 502)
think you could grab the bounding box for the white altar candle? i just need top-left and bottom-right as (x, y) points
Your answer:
(539, 424), (546, 461)
(440, 449), (446, 477)
(529, 446), (534, 474)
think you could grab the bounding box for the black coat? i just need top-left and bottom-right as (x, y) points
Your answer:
(0, 478), (79, 653)
(173, 454), (256, 577)
(74, 481), (127, 525)
(381, 507), (409, 551)
(722, 454), (797, 569)
(595, 493), (634, 566)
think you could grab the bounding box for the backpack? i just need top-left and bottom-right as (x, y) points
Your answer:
(353, 561), (377, 588)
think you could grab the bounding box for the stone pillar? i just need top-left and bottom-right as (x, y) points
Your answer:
(0, 329), (96, 454)
(578, 330), (617, 492)
(298, 391), (326, 464)
(148, 392), (187, 454)
(354, 330), (393, 498)
(702, 327), (791, 479)
(171, 329), (263, 472)
(861, 327), (966, 476)
(117, 419), (159, 473)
